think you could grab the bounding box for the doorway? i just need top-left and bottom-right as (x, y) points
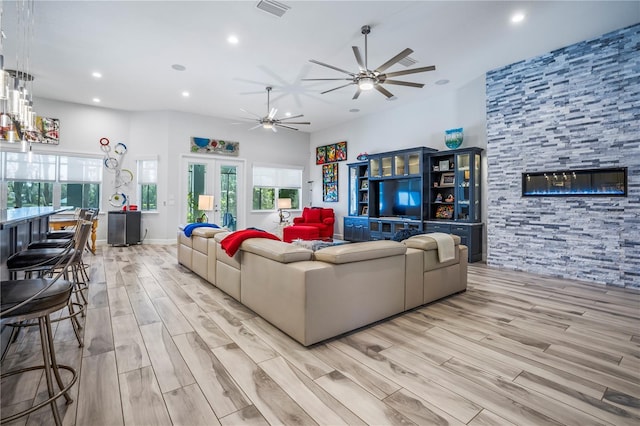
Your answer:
(180, 155), (244, 229)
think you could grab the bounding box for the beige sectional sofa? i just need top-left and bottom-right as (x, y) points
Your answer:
(177, 229), (467, 346)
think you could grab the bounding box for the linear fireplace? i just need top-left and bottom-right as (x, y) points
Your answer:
(522, 167), (627, 197)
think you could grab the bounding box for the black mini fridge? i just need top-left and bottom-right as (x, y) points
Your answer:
(107, 211), (141, 246)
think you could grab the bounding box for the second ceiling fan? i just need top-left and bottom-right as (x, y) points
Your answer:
(241, 87), (310, 132)
(303, 25), (436, 99)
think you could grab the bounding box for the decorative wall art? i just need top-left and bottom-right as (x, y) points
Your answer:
(99, 137), (133, 208)
(191, 137), (239, 156)
(322, 163), (338, 202)
(315, 141), (347, 164)
(0, 114), (60, 144)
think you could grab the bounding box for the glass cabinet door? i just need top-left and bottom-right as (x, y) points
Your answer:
(369, 157), (380, 178)
(381, 156), (392, 177)
(455, 153), (471, 221)
(349, 166), (358, 216)
(394, 154), (405, 175)
(407, 152), (421, 175)
(473, 153), (481, 222)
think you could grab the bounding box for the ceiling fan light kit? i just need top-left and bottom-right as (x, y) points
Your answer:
(304, 24), (436, 99)
(240, 86), (311, 132)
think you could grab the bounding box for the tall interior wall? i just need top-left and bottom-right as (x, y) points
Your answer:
(486, 24), (639, 288)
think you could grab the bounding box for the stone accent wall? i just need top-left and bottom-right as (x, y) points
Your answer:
(485, 24), (639, 288)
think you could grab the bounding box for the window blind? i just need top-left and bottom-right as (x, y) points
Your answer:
(253, 166), (301, 188)
(4, 152), (57, 181)
(59, 155), (103, 182)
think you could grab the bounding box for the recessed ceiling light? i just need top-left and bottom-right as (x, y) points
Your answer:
(182, 91), (190, 97)
(511, 12), (525, 24)
(227, 35), (239, 45)
(171, 64), (186, 71)
(435, 79), (450, 85)
(92, 71), (102, 78)
(92, 98), (101, 103)
(349, 108), (360, 113)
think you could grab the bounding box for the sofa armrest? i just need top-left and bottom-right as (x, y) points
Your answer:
(322, 217), (335, 226)
(293, 217), (306, 225)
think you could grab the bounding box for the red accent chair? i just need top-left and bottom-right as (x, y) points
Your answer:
(290, 207), (335, 240)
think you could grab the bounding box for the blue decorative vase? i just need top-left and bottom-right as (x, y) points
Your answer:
(445, 128), (463, 149)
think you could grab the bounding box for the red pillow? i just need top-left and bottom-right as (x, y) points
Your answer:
(320, 208), (333, 221)
(304, 208), (322, 223)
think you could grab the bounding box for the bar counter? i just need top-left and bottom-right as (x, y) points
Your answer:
(0, 206), (73, 280)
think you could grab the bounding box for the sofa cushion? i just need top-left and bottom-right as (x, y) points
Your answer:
(314, 240), (406, 264)
(192, 227), (226, 238)
(403, 234), (461, 251)
(241, 239), (313, 263)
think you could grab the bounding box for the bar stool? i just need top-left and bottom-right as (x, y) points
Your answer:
(5, 222), (93, 349)
(1, 245), (79, 426)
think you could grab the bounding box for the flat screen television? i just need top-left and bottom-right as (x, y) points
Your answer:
(379, 178), (422, 219)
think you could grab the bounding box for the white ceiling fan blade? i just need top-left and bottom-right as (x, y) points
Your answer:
(248, 124), (262, 131)
(375, 84), (394, 98)
(353, 88), (362, 100)
(309, 59), (355, 76)
(301, 78), (353, 81)
(240, 108), (262, 119)
(280, 121), (310, 125)
(275, 124), (299, 131)
(268, 108), (277, 119)
(272, 126), (277, 132)
(321, 82), (355, 94)
(384, 65), (436, 78)
(374, 48), (413, 73)
(382, 80), (424, 88)
(352, 46), (366, 71)
(279, 114), (304, 121)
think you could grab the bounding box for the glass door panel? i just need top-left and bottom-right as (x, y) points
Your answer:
(407, 153), (420, 175)
(456, 153), (470, 221)
(369, 158), (380, 178)
(349, 166), (357, 216)
(473, 153), (481, 222)
(381, 156), (392, 177)
(394, 155), (405, 175)
(218, 164), (238, 230)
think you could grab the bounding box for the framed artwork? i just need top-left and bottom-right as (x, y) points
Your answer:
(440, 172), (455, 187)
(322, 163), (338, 202)
(191, 137), (239, 155)
(1, 114), (60, 144)
(316, 141), (347, 165)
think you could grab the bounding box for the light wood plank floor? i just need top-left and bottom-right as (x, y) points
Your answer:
(2, 244), (639, 425)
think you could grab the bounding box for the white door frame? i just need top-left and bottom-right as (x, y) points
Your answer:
(179, 154), (245, 228)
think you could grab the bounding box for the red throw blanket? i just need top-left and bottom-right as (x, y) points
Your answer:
(220, 230), (281, 256)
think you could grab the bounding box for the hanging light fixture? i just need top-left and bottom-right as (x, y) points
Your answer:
(1, 0), (37, 143)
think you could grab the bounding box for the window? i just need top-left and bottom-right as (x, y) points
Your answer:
(5, 152), (56, 208)
(252, 165), (302, 211)
(2, 151), (103, 209)
(59, 155), (102, 209)
(137, 158), (158, 211)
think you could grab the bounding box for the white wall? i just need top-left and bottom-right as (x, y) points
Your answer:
(310, 77), (488, 240)
(12, 78), (486, 245)
(24, 99), (310, 243)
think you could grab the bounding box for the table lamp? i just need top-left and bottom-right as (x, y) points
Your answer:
(277, 198), (292, 223)
(198, 195), (214, 223)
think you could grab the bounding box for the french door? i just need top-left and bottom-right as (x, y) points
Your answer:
(180, 155), (244, 229)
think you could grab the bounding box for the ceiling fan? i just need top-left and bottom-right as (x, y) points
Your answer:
(240, 87), (310, 132)
(303, 25), (436, 99)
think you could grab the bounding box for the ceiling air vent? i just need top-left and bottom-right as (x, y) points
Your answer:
(398, 56), (418, 67)
(256, 0), (290, 18)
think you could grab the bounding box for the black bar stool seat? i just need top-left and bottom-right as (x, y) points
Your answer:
(46, 230), (75, 239)
(1, 278), (73, 318)
(28, 239), (74, 249)
(7, 248), (76, 272)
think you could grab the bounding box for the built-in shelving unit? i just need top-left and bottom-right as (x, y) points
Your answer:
(343, 146), (484, 262)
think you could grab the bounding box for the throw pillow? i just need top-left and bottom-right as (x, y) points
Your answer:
(392, 228), (424, 242)
(305, 208), (322, 223)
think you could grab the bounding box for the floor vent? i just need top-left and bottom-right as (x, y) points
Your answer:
(256, 0), (291, 18)
(398, 56), (418, 67)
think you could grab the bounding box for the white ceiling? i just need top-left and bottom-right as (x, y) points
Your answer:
(2, 1), (639, 133)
